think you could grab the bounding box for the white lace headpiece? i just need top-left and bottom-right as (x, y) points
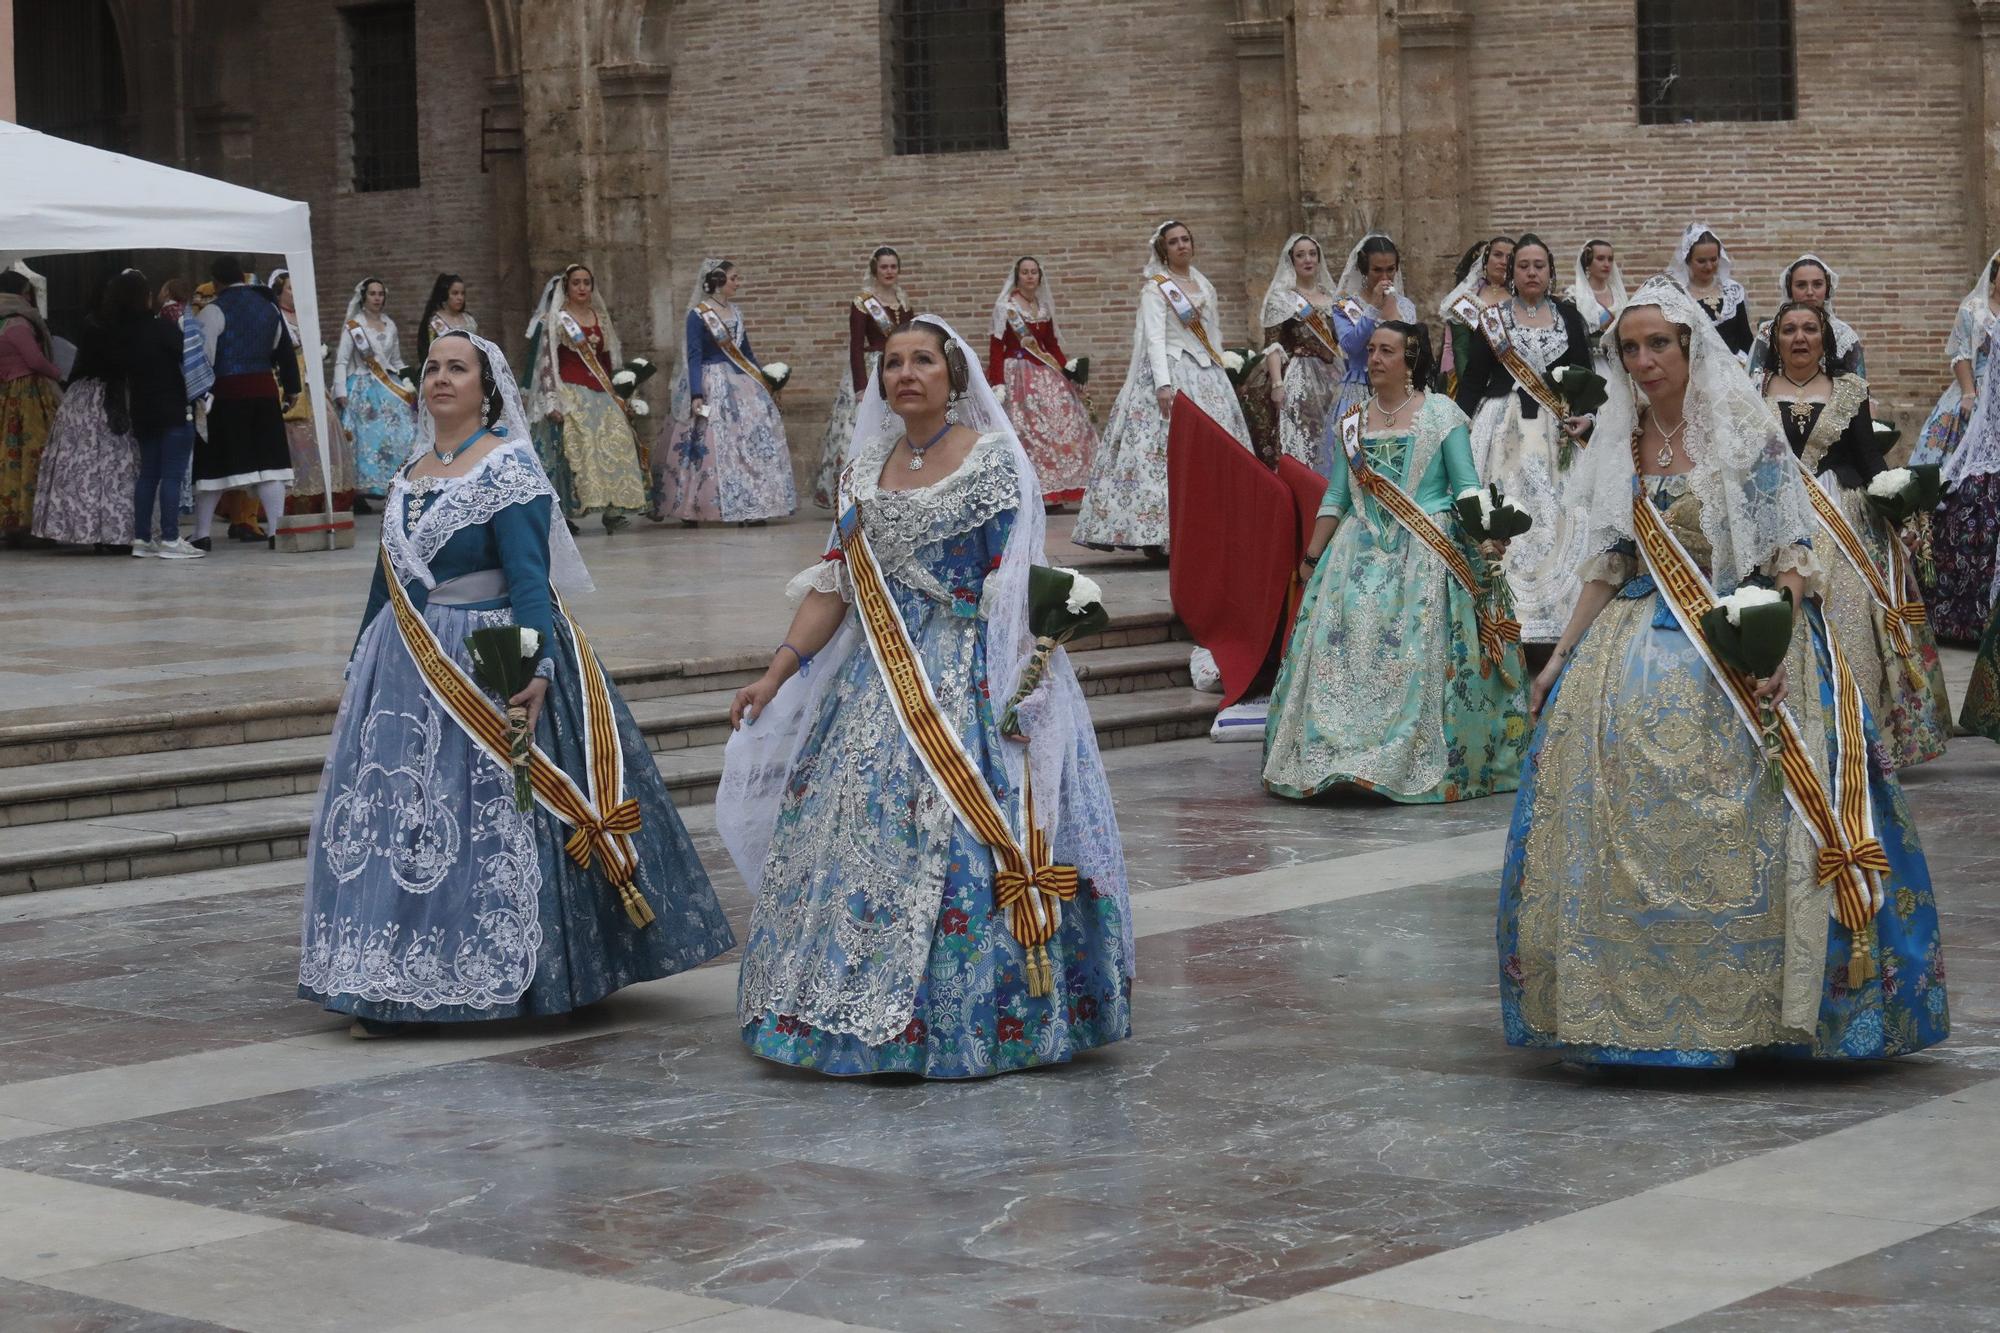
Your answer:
(1335, 232), (1418, 320)
(1438, 235), (1509, 322)
(989, 256), (1059, 341)
(1259, 233), (1337, 329)
(1571, 276), (1814, 594)
(391, 329), (593, 596)
(344, 277), (385, 323)
(1666, 223), (1738, 291)
(1779, 253), (1841, 307)
(1568, 240), (1627, 327)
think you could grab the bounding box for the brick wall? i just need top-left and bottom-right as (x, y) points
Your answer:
(662, 0), (1248, 467)
(1463, 0), (1977, 426)
(244, 0), (503, 366)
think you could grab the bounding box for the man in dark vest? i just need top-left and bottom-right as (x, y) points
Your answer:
(191, 254), (299, 550)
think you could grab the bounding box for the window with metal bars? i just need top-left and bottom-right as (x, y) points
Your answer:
(887, 0), (1008, 156)
(1636, 0), (1796, 125)
(346, 3), (420, 191)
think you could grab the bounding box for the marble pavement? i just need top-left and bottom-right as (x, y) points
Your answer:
(2, 517), (1999, 1331)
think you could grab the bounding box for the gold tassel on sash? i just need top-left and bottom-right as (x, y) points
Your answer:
(378, 547), (655, 929)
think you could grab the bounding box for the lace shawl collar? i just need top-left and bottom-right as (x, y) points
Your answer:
(1697, 280), (1747, 324)
(845, 430), (1018, 591)
(381, 440), (557, 589)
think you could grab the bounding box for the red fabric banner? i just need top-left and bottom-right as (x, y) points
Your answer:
(1166, 398), (1324, 709)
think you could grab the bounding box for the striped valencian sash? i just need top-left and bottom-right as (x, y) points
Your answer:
(1150, 274), (1223, 362)
(1338, 405), (1519, 670)
(836, 484), (1077, 997)
(378, 546), (655, 929)
(856, 293), (899, 336)
(1451, 295), (1576, 433)
(1798, 461), (1928, 674)
(1625, 447), (1888, 954)
(1003, 304), (1066, 375)
(695, 302), (772, 395)
(1291, 292), (1341, 360)
(347, 320), (415, 407)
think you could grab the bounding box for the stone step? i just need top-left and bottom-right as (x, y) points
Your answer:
(0, 640), (1198, 830)
(0, 610), (1185, 769)
(0, 686), (1218, 896)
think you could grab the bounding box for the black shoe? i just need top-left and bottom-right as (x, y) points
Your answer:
(565, 519), (580, 536)
(352, 497), (374, 516)
(268, 535), (277, 550)
(191, 536), (213, 552)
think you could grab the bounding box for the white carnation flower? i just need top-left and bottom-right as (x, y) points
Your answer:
(630, 399), (650, 417)
(1718, 585), (1784, 626)
(763, 361), (790, 379)
(628, 357), (653, 371)
(1866, 467), (1913, 499)
(1057, 568), (1103, 615)
(519, 628), (540, 656)
(1222, 351), (1246, 373)
(1065, 357), (1080, 373)
(612, 369), (637, 388)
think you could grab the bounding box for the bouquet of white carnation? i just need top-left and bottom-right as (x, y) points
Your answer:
(761, 361), (791, 392)
(1866, 464), (1940, 524)
(1699, 585), (1795, 791)
(999, 566), (1108, 740)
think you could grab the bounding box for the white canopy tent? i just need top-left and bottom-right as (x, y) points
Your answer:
(0, 119), (339, 545)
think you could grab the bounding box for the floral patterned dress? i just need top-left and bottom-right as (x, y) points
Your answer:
(1264, 395), (1529, 802)
(1499, 476), (1948, 1066)
(737, 431), (1133, 1076)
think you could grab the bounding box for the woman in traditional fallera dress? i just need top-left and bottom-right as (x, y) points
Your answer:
(1666, 223), (1755, 361)
(1322, 234), (1420, 472)
(1936, 335), (2000, 644)
(657, 258), (798, 525)
(416, 272), (478, 366)
(1565, 239), (1625, 345)
(1913, 249), (2000, 469)
(1453, 233), (1595, 655)
(1264, 320), (1529, 803)
(524, 264), (650, 531)
(1438, 236), (1514, 398)
(1759, 301), (1949, 768)
(1749, 255), (1866, 379)
(335, 278), (416, 498)
(986, 256), (1097, 505)
(1500, 278), (1947, 1067)
(812, 246), (913, 511)
(1246, 234), (1343, 473)
(720, 317), (1132, 1078)
(300, 331), (733, 1037)
(1074, 220), (1251, 553)
(1918, 250), (2000, 641)
(270, 269), (357, 518)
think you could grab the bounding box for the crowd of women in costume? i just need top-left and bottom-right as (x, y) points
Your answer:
(283, 214), (2000, 1081)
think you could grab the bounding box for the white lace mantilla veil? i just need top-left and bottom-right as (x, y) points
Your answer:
(1665, 222), (1746, 313)
(1775, 253), (1860, 357)
(668, 258), (729, 426)
(715, 317), (1126, 958)
(522, 266), (626, 420)
(989, 257), (1060, 342)
(1568, 243), (1627, 328)
(1258, 233), (1338, 333)
(1333, 232), (1419, 321)
(1571, 276), (1814, 595)
(383, 329), (593, 597)
(344, 277), (385, 324)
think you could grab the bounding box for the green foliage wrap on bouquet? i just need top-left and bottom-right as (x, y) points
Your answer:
(466, 625), (540, 812)
(999, 567), (1110, 739)
(1699, 586), (1795, 792)
(1547, 363), (1608, 417)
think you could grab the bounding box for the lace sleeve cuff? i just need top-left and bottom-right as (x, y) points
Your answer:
(1764, 543), (1827, 599)
(786, 558), (850, 606)
(1577, 549), (1636, 586)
